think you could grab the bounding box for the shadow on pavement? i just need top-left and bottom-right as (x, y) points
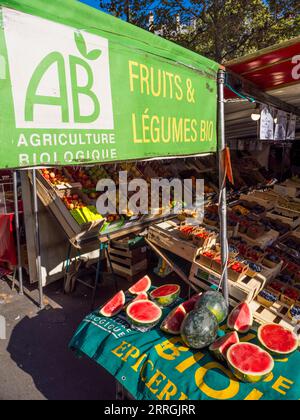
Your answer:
(6, 303), (116, 400)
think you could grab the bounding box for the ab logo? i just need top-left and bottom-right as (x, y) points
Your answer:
(0, 315), (5, 340)
(3, 7), (114, 129)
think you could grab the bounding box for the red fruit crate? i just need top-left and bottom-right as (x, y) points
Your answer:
(148, 220), (216, 263)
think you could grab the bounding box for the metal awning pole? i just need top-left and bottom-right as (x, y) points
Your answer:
(217, 69), (229, 306)
(32, 169), (44, 310)
(13, 171), (24, 295)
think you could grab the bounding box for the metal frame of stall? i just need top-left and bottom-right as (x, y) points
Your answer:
(10, 68), (230, 310)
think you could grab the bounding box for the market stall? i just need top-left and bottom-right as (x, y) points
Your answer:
(70, 35), (300, 400)
(0, 0), (227, 304)
(1, 0), (300, 402)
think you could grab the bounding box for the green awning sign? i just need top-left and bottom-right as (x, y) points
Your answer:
(0, 0), (219, 168)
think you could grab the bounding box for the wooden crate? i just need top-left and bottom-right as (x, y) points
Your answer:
(239, 192), (277, 211)
(250, 299), (300, 338)
(148, 220), (215, 262)
(108, 238), (148, 281)
(274, 182), (300, 198)
(239, 229), (279, 250)
(188, 261), (266, 307)
(30, 171), (105, 246)
(260, 262), (283, 281)
(108, 243), (147, 263)
(266, 208), (300, 229)
(110, 258), (148, 280)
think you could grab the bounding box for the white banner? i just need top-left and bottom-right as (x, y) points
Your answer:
(260, 106), (274, 140)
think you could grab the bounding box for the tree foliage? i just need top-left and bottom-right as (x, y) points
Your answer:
(99, 0), (154, 28)
(99, 0), (300, 62)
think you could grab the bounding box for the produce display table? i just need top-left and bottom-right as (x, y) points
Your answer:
(70, 307), (300, 401)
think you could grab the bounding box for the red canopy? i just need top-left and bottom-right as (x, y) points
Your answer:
(225, 36), (300, 104)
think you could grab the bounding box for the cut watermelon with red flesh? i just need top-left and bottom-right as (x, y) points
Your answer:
(160, 294), (202, 335)
(128, 275), (151, 295)
(160, 305), (186, 335)
(100, 290), (125, 317)
(132, 292), (148, 303)
(227, 302), (253, 333)
(227, 342), (274, 383)
(209, 331), (239, 361)
(258, 324), (299, 357)
(150, 284), (181, 307)
(126, 300), (162, 328)
(181, 293), (202, 313)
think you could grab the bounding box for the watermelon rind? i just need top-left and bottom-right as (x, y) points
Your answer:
(227, 302), (253, 333)
(100, 290), (125, 317)
(150, 284), (181, 307)
(160, 304), (186, 335)
(196, 291), (228, 324)
(180, 307), (218, 349)
(257, 324), (299, 358)
(209, 331), (239, 361)
(126, 300), (162, 329)
(227, 343), (274, 383)
(128, 275), (151, 295)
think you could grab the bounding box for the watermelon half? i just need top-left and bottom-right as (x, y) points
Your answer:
(227, 342), (274, 383)
(128, 275), (151, 295)
(150, 284), (181, 307)
(160, 305), (186, 335)
(100, 290), (125, 317)
(126, 300), (162, 329)
(258, 324), (299, 358)
(209, 331), (240, 361)
(227, 302), (253, 333)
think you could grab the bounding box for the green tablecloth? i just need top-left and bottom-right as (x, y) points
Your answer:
(69, 308), (300, 400)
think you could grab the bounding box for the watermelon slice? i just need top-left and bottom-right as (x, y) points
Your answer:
(128, 275), (151, 295)
(227, 342), (274, 383)
(160, 294), (201, 335)
(209, 331), (240, 361)
(160, 305), (186, 335)
(100, 290), (125, 317)
(227, 302), (253, 333)
(258, 324), (299, 358)
(126, 300), (162, 328)
(181, 293), (202, 313)
(150, 284), (181, 307)
(132, 292), (148, 303)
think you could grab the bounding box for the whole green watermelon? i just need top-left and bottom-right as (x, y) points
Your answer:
(181, 307), (218, 349)
(195, 291), (228, 324)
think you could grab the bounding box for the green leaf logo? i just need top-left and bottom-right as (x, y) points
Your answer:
(74, 32), (102, 61)
(87, 49), (102, 60)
